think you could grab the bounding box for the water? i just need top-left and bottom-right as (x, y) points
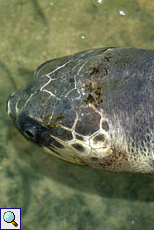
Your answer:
(0, 0), (154, 229)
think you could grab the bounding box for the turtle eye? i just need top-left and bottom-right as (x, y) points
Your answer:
(16, 112), (51, 145)
(23, 127), (37, 140)
(16, 112), (38, 142)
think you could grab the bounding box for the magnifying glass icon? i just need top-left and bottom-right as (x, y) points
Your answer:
(3, 211), (18, 227)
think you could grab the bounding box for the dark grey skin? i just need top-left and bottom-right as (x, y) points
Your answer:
(7, 47), (154, 173)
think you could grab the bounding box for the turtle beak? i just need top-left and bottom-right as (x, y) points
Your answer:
(6, 92), (18, 123)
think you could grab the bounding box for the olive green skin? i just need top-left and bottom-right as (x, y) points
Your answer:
(7, 47), (154, 173)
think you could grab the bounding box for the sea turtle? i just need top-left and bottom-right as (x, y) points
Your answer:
(7, 47), (154, 173)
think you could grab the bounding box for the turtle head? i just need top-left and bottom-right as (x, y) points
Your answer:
(6, 53), (114, 167)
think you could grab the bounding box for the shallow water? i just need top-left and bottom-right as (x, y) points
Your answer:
(0, 0), (154, 229)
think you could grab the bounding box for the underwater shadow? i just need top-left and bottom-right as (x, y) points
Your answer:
(34, 150), (154, 202)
